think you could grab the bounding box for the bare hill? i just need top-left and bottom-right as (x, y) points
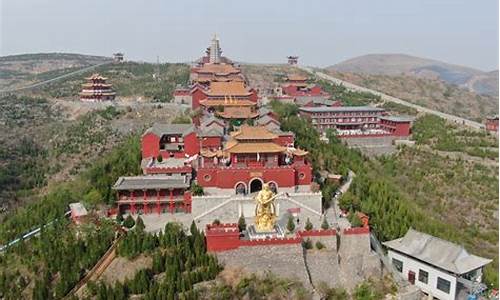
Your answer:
(324, 69), (497, 122)
(0, 53), (111, 90)
(328, 54), (498, 96)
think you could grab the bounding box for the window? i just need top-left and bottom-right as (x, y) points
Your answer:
(437, 277), (451, 294)
(392, 258), (403, 272)
(418, 269), (428, 284)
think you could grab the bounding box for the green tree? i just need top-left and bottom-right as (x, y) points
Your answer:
(305, 218), (313, 231)
(286, 215), (295, 233)
(157, 154), (163, 163)
(83, 189), (102, 208)
(190, 183), (204, 196)
(315, 241), (325, 250)
(123, 215), (135, 229)
(136, 216), (145, 231)
(302, 238), (312, 249)
(116, 211), (124, 224)
(238, 214), (246, 232)
(321, 218), (330, 230)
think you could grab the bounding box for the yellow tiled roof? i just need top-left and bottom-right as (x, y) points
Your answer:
(195, 63), (241, 75)
(207, 81), (251, 96)
(231, 125), (278, 140)
(226, 142), (285, 154)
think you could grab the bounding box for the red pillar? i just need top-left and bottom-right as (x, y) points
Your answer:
(143, 189), (147, 214)
(156, 189), (161, 214)
(169, 189), (174, 214)
(130, 190), (136, 214)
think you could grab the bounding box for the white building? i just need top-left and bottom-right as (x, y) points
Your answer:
(384, 229), (491, 300)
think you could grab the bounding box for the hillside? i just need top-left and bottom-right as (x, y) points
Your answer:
(0, 94), (185, 217)
(328, 54), (498, 96)
(15, 61), (190, 102)
(0, 53), (111, 90)
(323, 69), (497, 122)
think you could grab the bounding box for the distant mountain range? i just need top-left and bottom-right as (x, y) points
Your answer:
(328, 54), (498, 97)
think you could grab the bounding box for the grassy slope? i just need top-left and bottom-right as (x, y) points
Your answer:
(29, 62), (190, 102)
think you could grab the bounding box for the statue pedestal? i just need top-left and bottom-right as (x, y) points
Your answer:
(247, 224), (285, 240)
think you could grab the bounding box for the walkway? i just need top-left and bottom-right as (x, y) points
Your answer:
(324, 170), (355, 230)
(298, 66), (484, 130)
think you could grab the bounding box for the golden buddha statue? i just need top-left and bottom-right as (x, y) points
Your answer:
(254, 183), (279, 232)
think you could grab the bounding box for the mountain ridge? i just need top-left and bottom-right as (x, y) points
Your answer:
(328, 53), (498, 96)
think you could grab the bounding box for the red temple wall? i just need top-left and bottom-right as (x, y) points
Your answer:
(191, 88), (207, 110)
(197, 167), (298, 189)
(142, 133), (160, 158)
(295, 164), (313, 185)
(184, 132), (200, 156)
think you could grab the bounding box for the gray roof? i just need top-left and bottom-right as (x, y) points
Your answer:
(142, 157), (187, 169)
(383, 229), (492, 275)
(144, 123), (195, 137)
(113, 175), (190, 190)
(200, 116), (224, 128)
(379, 115), (414, 122)
(256, 115), (280, 125)
(299, 106), (385, 113)
(199, 128), (223, 137)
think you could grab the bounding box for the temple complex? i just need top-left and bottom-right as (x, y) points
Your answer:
(79, 73), (116, 102)
(299, 106), (412, 138)
(275, 74), (335, 107)
(197, 125), (311, 195)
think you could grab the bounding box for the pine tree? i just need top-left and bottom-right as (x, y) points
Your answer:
(123, 215), (135, 229)
(286, 215), (295, 233)
(321, 217), (330, 230)
(305, 218), (313, 231)
(190, 221), (198, 237)
(136, 216), (145, 231)
(238, 214), (246, 232)
(116, 211), (123, 224)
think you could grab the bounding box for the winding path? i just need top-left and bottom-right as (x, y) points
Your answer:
(298, 66), (484, 130)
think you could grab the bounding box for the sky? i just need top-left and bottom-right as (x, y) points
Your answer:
(1, 0), (498, 71)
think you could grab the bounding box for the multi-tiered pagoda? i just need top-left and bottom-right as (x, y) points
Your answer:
(79, 73), (116, 102)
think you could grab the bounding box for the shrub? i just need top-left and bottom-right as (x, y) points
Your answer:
(321, 218), (330, 230)
(212, 219), (221, 225)
(302, 238), (312, 250)
(238, 214), (246, 232)
(315, 241), (325, 250)
(305, 218), (313, 231)
(286, 215), (295, 233)
(348, 212), (363, 228)
(156, 154), (163, 163)
(123, 215), (135, 229)
(191, 183), (204, 196)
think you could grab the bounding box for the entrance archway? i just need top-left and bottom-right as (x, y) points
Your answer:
(249, 178), (263, 194)
(235, 182), (247, 195)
